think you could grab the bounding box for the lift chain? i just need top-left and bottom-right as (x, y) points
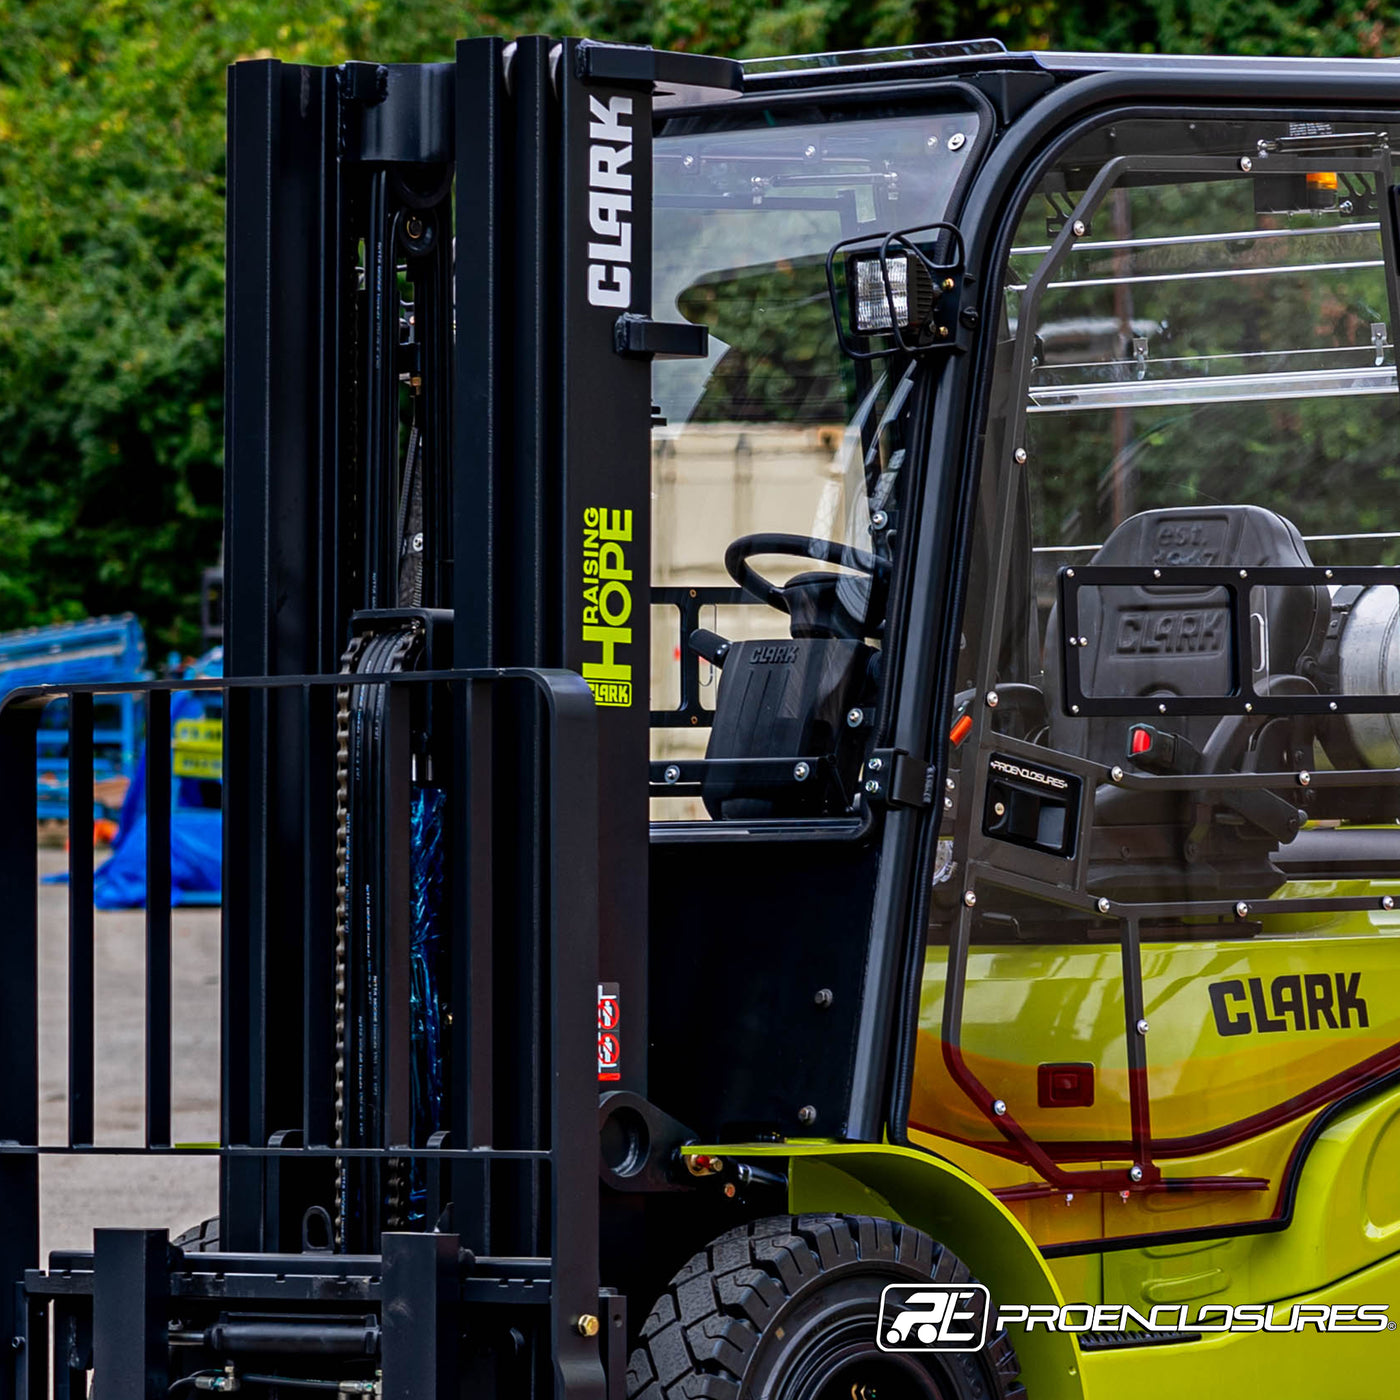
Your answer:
(331, 621), (423, 1247)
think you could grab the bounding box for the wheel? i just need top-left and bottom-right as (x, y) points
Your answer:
(172, 1216), (220, 1253)
(626, 1215), (1023, 1400)
(724, 533), (889, 611)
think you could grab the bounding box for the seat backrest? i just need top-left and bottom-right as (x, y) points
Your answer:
(1044, 505), (1330, 765)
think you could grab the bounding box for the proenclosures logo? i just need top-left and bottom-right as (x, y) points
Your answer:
(876, 1286), (1391, 1353)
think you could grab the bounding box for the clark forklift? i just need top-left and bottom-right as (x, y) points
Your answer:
(4, 31), (1400, 1400)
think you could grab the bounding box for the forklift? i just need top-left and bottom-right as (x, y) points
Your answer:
(2, 31), (1399, 1400)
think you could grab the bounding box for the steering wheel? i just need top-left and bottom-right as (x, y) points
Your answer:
(725, 532), (890, 612)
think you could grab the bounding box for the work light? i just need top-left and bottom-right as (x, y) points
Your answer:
(849, 252), (936, 333)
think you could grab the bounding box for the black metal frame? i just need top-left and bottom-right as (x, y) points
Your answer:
(2, 666), (602, 1400)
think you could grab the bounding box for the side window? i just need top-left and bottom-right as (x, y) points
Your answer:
(915, 115), (1400, 1250)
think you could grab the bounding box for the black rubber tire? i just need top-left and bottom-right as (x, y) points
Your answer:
(626, 1215), (1023, 1400)
(172, 1216), (221, 1253)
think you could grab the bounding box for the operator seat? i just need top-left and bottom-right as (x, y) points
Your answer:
(1041, 505), (1331, 899)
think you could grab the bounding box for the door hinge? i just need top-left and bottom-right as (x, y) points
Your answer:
(864, 748), (933, 808)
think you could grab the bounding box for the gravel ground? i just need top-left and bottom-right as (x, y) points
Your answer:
(37, 846), (221, 1259)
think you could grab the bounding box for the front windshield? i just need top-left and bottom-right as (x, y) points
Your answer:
(649, 107), (977, 821)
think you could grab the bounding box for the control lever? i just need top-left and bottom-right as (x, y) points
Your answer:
(689, 628), (731, 668)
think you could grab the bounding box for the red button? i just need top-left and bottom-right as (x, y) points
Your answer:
(1130, 727), (1151, 755)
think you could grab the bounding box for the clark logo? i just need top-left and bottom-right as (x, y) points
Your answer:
(877, 1284), (991, 1353)
(582, 508), (633, 707)
(585, 96), (633, 308)
(1209, 973), (1368, 1037)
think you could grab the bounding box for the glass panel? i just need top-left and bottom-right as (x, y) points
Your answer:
(915, 114), (1400, 1257)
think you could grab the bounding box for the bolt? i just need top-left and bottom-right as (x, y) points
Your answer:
(868, 756), (884, 772)
(798, 1105), (818, 1125)
(993, 801), (1006, 817)
(1239, 568), (1249, 579)
(1245, 703), (1254, 714)
(943, 277), (956, 291)
(1297, 771), (1311, 787)
(944, 797), (953, 810)
(1325, 569), (1335, 579)
(577, 1315), (600, 1338)
(948, 132), (967, 151)
(992, 1099), (1007, 1116)
(682, 154), (696, 168)
(1158, 703), (1168, 715)
(1340, 199), (1355, 215)
(1110, 765), (1124, 783)
(793, 761), (811, 782)
(864, 779), (881, 795)
(1013, 447), (1028, 465)
(804, 144), (817, 158)
(960, 307), (979, 328)
(946, 777), (956, 791)
(1078, 637), (1088, 647)
(1136, 1018), (1150, 1035)
(1066, 568), (1075, 578)
(1070, 704), (1080, 715)
(926, 135), (939, 149)
(406, 215), (424, 239)
(985, 691), (999, 709)
(1072, 219), (1086, 237)
(663, 764), (680, 785)
(1097, 897), (1111, 914)
(1383, 896), (1395, 911)
(1328, 701), (1338, 713)
(723, 1182), (737, 1198)
(8, 1338), (22, 1353)
(847, 707), (864, 728)
(1129, 1164), (1144, 1183)
(937, 325), (950, 338)
(963, 890), (977, 907)
(411, 531), (424, 553)
(1239, 156), (1253, 172)
(814, 988), (834, 1009)
(1153, 568), (1162, 579)
(1236, 901), (1250, 919)
(871, 509), (889, 530)
(1065, 1192), (1074, 1204)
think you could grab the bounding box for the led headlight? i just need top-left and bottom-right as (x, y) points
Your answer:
(849, 252), (937, 334)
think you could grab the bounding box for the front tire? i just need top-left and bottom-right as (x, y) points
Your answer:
(626, 1214), (1023, 1400)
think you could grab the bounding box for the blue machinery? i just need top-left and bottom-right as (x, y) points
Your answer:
(0, 615), (147, 821)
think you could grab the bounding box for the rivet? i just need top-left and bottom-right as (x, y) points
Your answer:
(1072, 219), (1086, 236)
(1236, 901), (1250, 918)
(1136, 1018), (1149, 1035)
(1326, 569), (1334, 579)
(793, 761), (810, 782)
(1245, 703), (1253, 713)
(1065, 1192), (1075, 1204)
(993, 801), (1006, 817)
(682, 154), (696, 168)
(864, 778), (881, 795)
(1158, 702), (1168, 714)
(663, 764), (680, 785)
(1239, 156), (1253, 172)
(1110, 766), (1124, 783)
(723, 1182), (737, 1198)
(986, 691), (1000, 709)
(1297, 771), (1311, 787)
(804, 144), (817, 158)
(963, 890), (977, 907)
(1239, 568), (1248, 578)
(1152, 568), (1162, 579)
(1128, 1164), (1144, 1183)
(1014, 447), (1028, 465)
(1383, 896), (1395, 911)
(1097, 897), (1111, 914)
(1078, 636), (1088, 647)
(943, 277), (956, 291)
(992, 1099), (1007, 1115)
(1066, 568), (1076, 579)
(944, 796), (953, 810)
(1070, 704), (1080, 715)
(1328, 701), (1338, 712)
(814, 988), (834, 1008)
(946, 777), (956, 792)
(871, 509), (889, 530)
(1068, 636), (1079, 648)
(867, 756), (884, 772)
(948, 132), (967, 151)
(797, 1105), (818, 1125)
(847, 707), (864, 728)
(577, 1315), (600, 1338)
(937, 325), (950, 338)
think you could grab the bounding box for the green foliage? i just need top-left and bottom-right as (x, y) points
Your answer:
(5, 1), (1400, 653)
